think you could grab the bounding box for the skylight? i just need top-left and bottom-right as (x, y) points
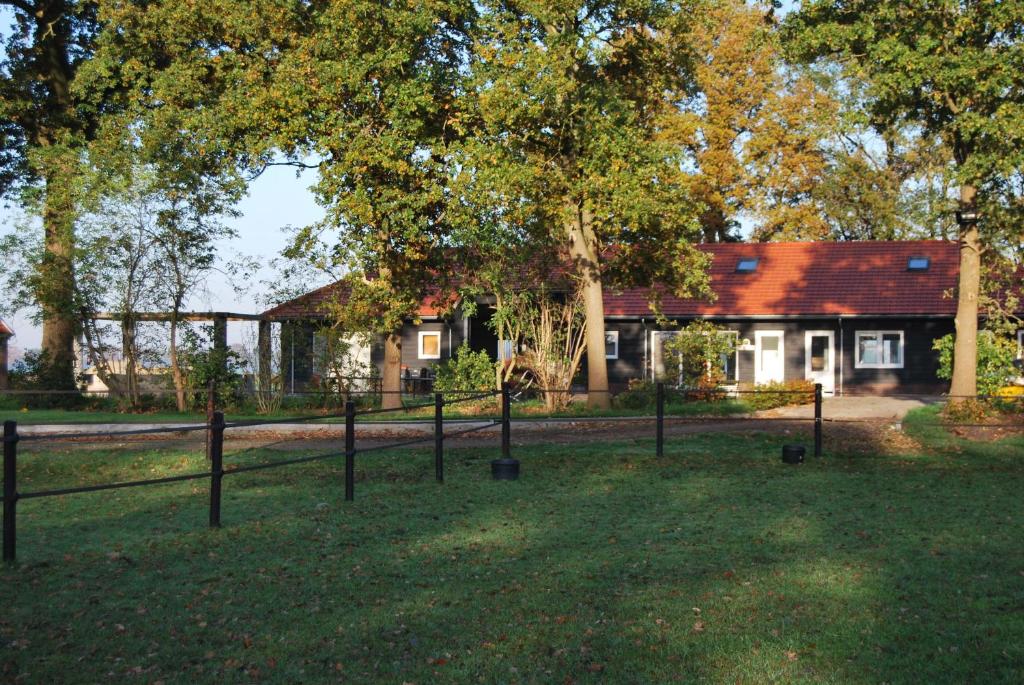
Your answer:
(736, 257), (759, 273)
(907, 256), (930, 271)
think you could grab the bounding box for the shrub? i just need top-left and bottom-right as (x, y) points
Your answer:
(433, 344), (495, 394)
(614, 379), (656, 410)
(660, 321), (735, 398)
(7, 350), (86, 409)
(933, 330), (1019, 399)
(744, 380), (815, 411)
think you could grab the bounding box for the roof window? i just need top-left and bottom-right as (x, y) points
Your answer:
(736, 257), (759, 273)
(907, 256), (930, 271)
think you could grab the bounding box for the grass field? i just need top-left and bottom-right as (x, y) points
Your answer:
(2, 416), (1023, 683)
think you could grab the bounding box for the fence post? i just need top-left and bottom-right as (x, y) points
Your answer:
(345, 400), (355, 501)
(3, 421), (17, 563)
(656, 383), (665, 457)
(208, 411), (225, 528)
(501, 382), (511, 459)
(814, 383), (823, 458)
(434, 392), (444, 483)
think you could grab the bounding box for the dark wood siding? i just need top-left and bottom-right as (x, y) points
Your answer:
(356, 312), (954, 394)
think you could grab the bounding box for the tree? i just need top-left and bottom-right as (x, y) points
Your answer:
(670, 0), (834, 243)
(786, 1), (1024, 401)
(1, 1), (102, 389)
(458, 0), (710, 409)
(88, 1), (476, 411)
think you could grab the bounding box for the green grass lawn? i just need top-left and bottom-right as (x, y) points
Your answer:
(3, 421), (1023, 683)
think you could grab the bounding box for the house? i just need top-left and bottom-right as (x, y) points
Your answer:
(0, 318), (11, 390)
(263, 240), (1015, 395)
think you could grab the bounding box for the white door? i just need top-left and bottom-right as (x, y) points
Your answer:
(755, 331), (785, 384)
(804, 331), (835, 394)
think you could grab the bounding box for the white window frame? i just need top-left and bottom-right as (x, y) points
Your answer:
(605, 330), (619, 359)
(1017, 330), (1023, 359)
(718, 330), (739, 383)
(418, 331), (442, 360)
(854, 330), (904, 369)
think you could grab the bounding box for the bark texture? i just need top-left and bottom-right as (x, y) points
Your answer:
(382, 332), (403, 409)
(949, 183), (980, 402)
(567, 206), (610, 409)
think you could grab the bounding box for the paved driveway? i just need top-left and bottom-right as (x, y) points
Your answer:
(757, 395), (943, 421)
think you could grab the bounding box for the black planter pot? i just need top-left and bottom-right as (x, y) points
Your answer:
(491, 458), (520, 480)
(782, 445), (805, 464)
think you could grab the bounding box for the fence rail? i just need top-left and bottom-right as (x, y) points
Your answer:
(3, 382), (1022, 562)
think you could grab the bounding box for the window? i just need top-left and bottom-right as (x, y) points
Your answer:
(498, 339), (516, 362)
(1018, 330), (1023, 359)
(605, 330), (619, 359)
(907, 256), (930, 271)
(736, 257), (759, 273)
(719, 330), (739, 382)
(855, 330), (904, 368)
(418, 331), (441, 359)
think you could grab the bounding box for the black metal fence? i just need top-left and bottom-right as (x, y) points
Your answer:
(1, 386), (508, 563)
(3, 382), (1022, 562)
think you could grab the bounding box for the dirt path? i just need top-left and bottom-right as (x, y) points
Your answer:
(19, 415), (917, 456)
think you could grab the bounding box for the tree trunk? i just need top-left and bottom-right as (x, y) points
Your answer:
(32, 3), (79, 393)
(38, 161), (79, 391)
(382, 332), (403, 409)
(949, 183), (980, 403)
(122, 317), (140, 407)
(567, 205), (610, 409)
(169, 318), (186, 412)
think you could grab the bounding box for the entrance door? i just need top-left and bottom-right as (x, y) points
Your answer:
(755, 331), (785, 385)
(804, 331), (835, 394)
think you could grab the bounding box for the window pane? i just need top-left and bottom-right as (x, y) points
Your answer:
(810, 336), (828, 371)
(761, 335), (779, 352)
(882, 333), (901, 365)
(858, 336), (878, 364)
(421, 334), (439, 357)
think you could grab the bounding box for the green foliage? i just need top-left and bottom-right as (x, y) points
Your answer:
(432, 344), (495, 394)
(614, 379), (658, 410)
(933, 330), (1019, 399)
(661, 321), (736, 394)
(5, 350), (85, 409)
(177, 326), (247, 411)
(785, 1), (1024, 237)
(744, 380), (816, 411)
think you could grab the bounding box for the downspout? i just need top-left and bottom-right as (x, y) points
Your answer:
(641, 318), (648, 381)
(838, 316), (844, 397)
(448, 325), (453, 358)
(290, 324), (295, 395)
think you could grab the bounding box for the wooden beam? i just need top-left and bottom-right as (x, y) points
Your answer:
(0, 337), (8, 391)
(92, 311), (265, 322)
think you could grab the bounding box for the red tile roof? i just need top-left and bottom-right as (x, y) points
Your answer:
(0, 319), (12, 337)
(264, 241), (962, 320)
(606, 240), (960, 317)
(262, 281), (454, 320)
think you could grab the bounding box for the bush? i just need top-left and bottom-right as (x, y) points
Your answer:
(661, 321), (736, 394)
(614, 379), (656, 410)
(933, 330), (1018, 399)
(744, 380), (815, 411)
(433, 345), (495, 394)
(6, 350), (86, 409)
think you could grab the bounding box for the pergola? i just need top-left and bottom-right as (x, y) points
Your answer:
(90, 311), (275, 390)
